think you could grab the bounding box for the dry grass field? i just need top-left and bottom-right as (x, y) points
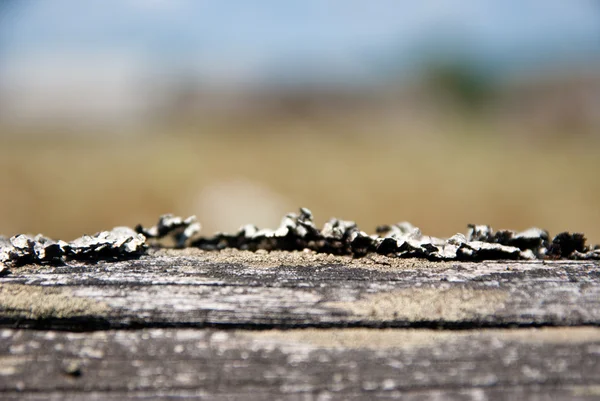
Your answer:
(1, 113), (599, 244)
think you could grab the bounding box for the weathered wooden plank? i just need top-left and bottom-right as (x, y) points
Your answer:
(1, 249), (599, 330)
(1, 327), (600, 400)
(5, 388), (600, 401)
(2, 249), (600, 399)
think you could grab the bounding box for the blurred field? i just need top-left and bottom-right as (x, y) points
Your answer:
(1, 113), (599, 244)
(1, 0), (600, 246)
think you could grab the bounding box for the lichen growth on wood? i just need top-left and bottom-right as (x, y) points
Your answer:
(1, 208), (599, 269)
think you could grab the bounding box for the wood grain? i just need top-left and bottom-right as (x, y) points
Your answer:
(1, 249), (599, 330)
(1, 249), (599, 399)
(1, 327), (600, 400)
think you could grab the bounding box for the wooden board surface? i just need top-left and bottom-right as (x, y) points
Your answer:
(1, 249), (599, 330)
(2, 327), (600, 400)
(1, 249), (600, 399)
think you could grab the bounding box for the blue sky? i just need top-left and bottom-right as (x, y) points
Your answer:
(1, 0), (600, 85)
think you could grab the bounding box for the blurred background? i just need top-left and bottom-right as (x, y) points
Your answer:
(1, 0), (599, 242)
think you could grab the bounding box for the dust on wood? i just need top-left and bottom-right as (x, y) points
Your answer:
(0, 284), (109, 320)
(326, 287), (508, 321)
